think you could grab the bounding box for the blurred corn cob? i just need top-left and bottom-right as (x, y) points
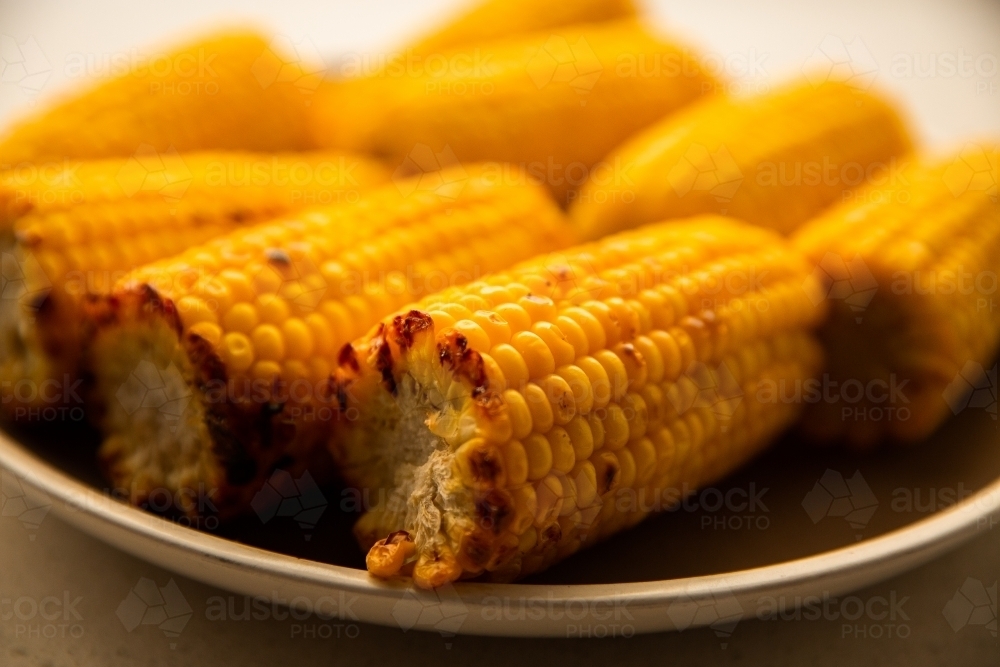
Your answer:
(83, 168), (575, 517)
(402, 0), (637, 55)
(571, 80), (913, 239)
(331, 216), (826, 588)
(793, 146), (1000, 446)
(0, 31), (317, 166)
(0, 150), (388, 418)
(312, 20), (717, 203)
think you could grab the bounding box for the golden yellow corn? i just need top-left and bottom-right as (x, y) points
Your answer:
(83, 168), (575, 517)
(402, 0), (637, 54)
(312, 20), (717, 203)
(0, 150), (388, 417)
(0, 31), (317, 166)
(331, 216), (826, 588)
(571, 80), (914, 239)
(793, 146), (1000, 446)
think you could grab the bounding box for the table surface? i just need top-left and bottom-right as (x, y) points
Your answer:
(1, 0), (999, 664)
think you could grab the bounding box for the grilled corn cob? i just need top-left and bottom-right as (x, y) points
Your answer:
(331, 216), (826, 588)
(571, 80), (913, 239)
(0, 31), (316, 166)
(312, 20), (716, 203)
(403, 0), (637, 54)
(84, 168), (574, 517)
(0, 150), (388, 417)
(793, 147), (1000, 446)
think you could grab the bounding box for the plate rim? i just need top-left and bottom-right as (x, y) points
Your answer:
(1, 430), (997, 637)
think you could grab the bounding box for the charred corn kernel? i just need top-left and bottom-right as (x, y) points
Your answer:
(313, 21), (716, 203)
(571, 80), (914, 239)
(0, 32), (316, 166)
(452, 320), (491, 352)
(0, 149), (388, 416)
(401, 0), (636, 55)
(793, 149), (1000, 446)
(188, 322), (222, 348)
(333, 215), (826, 586)
(81, 169), (575, 518)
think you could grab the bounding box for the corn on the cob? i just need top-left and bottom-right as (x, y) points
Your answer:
(83, 168), (575, 517)
(570, 80), (913, 239)
(793, 147), (1000, 446)
(0, 31), (316, 166)
(312, 20), (717, 203)
(402, 0), (637, 55)
(330, 216), (826, 588)
(0, 150), (388, 417)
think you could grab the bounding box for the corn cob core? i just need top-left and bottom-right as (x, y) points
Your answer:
(85, 169), (574, 516)
(403, 0), (636, 54)
(0, 150), (387, 415)
(793, 151), (1000, 446)
(0, 31), (316, 166)
(331, 216), (826, 588)
(570, 80), (913, 239)
(312, 20), (717, 203)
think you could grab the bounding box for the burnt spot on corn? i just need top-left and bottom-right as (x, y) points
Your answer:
(186, 332), (228, 387)
(391, 310), (433, 349)
(337, 343), (360, 373)
(226, 458), (258, 487)
(621, 343), (641, 363)
(265, 248), (291, 267)
(598, 458), (620, 495)
(467, 445), (503, 486)
(473, 390), (505, 421)
(385, 530), (413, 546)
(540, 522), (562, 547)
(475, 489), (512, 534)
(229, 208), (252, 224)
(438, 331), (488, 391)
(28, 292), (53, 319)
(374, 338), (396, 395)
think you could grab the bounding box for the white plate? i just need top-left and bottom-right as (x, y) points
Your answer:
(2, 0), (999, 640)
(2, 409), (998, 637)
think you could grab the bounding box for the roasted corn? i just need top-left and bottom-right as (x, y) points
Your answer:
(793, 146), (1000, 446)
(402, 0), (637, 55)
(331, 216), (826, 587)
(83, 168), (575, 517)
(571, 80), (913, 239)
(312, 20), (717, 203)
(0, 150), (388, 417)
(0, 31), (317, 166)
